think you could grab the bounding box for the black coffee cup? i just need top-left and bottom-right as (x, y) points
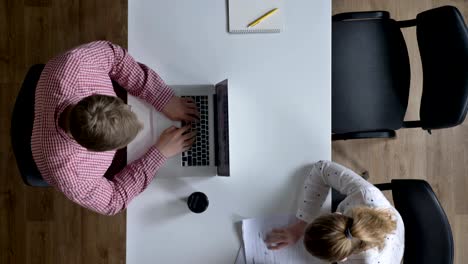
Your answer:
(187, 192), (209, 214)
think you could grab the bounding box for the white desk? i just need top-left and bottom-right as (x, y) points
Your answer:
(127, 1), (331, 263)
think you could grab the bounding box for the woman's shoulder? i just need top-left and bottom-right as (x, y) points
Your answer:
(347, 221), (404, 264)
(371, 221), (405, 264)
(338, 186), (392, 212)
(343, 201), (405, 264)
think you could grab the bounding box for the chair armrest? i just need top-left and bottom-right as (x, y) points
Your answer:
(332, 130), (396, 141)
(333, 11), (390, 21)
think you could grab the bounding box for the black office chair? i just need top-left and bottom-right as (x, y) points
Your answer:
(332, 6), (468, 140)
(332, 179), (454, 264)
(11, 64), (49, 186)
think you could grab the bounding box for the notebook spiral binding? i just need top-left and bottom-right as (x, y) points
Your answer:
(229, 29), (281, 34)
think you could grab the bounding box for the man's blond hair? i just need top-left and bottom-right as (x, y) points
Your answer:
(69, 94), (143, 151)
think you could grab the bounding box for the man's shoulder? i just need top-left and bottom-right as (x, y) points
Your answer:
(45, 41), (108, 73)
(43, 53), (81, 82)
(32, 132), (77, 169)
(32, 137), (83, 187)
(31, 137), (75, 164)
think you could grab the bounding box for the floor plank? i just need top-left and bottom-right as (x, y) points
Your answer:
(0, 0), (127, 263)
(26, 222), (53, 264)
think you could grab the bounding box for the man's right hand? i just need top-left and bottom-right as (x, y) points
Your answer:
(155, 126), (196, 158)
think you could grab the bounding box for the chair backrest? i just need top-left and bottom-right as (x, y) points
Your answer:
(391, 179), (454, 264)
(417, 6), (468, 130)
(10, 64), (49, 187)
(331, 179), (454, 263)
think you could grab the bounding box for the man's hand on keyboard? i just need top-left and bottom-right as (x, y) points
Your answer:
(155, 125), (197, 157)
(162, 96), (200, 122)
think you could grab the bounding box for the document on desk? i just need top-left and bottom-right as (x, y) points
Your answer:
(241, 215), (327, 264)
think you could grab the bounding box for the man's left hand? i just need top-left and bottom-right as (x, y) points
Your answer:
(162, 96), (200, 122)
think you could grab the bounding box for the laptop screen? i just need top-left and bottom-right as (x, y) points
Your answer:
(215, 80), (230, 176)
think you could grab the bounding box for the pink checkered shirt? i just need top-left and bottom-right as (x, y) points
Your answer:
(31, 41), (174, 215)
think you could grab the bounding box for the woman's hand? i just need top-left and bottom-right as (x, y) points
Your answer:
(264, 220), (308, 250)
(155, 126), (196, 158)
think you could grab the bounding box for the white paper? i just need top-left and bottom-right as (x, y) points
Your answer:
(242, 215), (327, 264)
(235, 245), (246, 264)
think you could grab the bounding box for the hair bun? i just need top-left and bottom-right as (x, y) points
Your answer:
(344, 218), (354, 240)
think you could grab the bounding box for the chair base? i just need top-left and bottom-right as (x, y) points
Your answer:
(25, 178), (50, 187)
(332, 130), (396, 141)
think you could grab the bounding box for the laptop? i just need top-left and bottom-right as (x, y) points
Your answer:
(152, 80), (230, 177)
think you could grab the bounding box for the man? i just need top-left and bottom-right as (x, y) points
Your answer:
(31, 41), (198, 215)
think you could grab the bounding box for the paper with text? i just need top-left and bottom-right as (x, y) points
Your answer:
(241, 215), (327, 264)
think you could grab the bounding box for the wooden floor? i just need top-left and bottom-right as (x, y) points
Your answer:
(0, 1), (128, 263)
(332, 1), (468, 264)
(0, 0), (466, 263)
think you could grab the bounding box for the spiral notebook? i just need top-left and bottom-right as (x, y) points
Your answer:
(228, 0), (284, 34)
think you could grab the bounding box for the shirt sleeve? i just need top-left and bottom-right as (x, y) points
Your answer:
(75, 40), (174, 111)
(296, 160), (383, 222)
(61, 146), (166, 216)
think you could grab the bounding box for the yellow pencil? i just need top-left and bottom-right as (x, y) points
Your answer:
(247, 8), (279, 28)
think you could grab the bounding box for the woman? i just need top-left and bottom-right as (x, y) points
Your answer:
(265, 161), (404, 263)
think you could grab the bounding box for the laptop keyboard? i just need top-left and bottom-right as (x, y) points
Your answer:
(181, 96), (210, 167)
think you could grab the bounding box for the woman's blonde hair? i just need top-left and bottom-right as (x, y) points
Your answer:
(69, 94), (143, 151)
(303, 207), (396, 262)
